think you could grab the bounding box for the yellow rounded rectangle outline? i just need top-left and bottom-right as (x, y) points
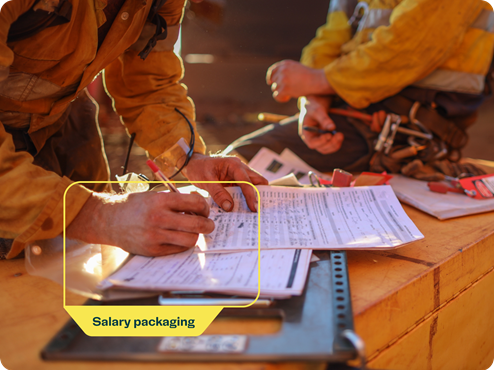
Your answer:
(63, 181), (261, 337)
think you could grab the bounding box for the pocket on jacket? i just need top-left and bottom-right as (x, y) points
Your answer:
(0, 73), (63, 102)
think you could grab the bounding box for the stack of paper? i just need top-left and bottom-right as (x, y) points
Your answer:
(106, 248), (311, 299)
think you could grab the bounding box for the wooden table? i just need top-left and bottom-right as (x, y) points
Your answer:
(1, 204), (494, 370)
(351, 205), (494, 369)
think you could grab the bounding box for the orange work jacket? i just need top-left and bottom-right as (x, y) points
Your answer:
(0, 0), (206, 258)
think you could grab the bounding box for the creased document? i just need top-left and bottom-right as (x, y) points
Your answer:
(200, 185), (423, 252)
(105, 248), (312, 298)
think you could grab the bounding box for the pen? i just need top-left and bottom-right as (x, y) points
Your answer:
(302, 126), (337, 135)
(146, 159), (179, 193)
(146, 159), (198, 216)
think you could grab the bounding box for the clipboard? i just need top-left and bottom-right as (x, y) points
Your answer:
(41, 251), (363, 364)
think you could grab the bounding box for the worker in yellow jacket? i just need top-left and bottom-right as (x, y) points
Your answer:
(228, 0), (494, 178)
(0, 0), (266, 259)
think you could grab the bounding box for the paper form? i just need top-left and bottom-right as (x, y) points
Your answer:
(390, 174), (494, 219)
(200, 185), (423, 252)
(105, 248), (312, 298)
(248, 147), (330, 185)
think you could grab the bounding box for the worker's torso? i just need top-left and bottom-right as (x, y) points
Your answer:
(331, 0), (494, 95)
(1, 0), (152, 133)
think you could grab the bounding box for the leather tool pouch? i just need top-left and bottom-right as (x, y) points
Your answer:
(347, 72), (493, 180)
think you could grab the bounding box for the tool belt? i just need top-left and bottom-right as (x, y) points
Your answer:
(382, 95), (468, 152)
(362, 55), (494, 180)
(352, 99), (479, 180)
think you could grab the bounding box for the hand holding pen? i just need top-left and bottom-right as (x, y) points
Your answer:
(147, 159), (180, 193)
(147, 159), (197, 215)
(67, 160), (214, 257)
(299, 95), (344, 155)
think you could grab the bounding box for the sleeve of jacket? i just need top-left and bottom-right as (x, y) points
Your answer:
(0, 0), (21, 82)
(300, 1), (355, 69)
(104, 0), (206, 168)
(0, 1), (93, 259)
(324, 0), (485, 109)
(0, 125), (92, 259)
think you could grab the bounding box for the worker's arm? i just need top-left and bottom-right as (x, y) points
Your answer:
(66, 152), (268, 256)
(104, 0), (267, 212)
(0, 0), (265, 258)
(300, 0), (356, 69)
(267, 1), (355, 102)
(66, 190), (216, 257)
(272, 0), (488, 154)
(266, 60), (334, 103)
(104, 0), (203, 163)
(268, 0), (487, 107)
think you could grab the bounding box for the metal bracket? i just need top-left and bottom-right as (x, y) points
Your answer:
(342, 330), (367, 370)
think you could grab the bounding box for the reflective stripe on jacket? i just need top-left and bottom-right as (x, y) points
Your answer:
(301, 0), (494, 108)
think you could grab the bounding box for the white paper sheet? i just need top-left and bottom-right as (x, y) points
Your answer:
(248, 147), (330, 185)
(105, 248), (312, 298)
(390, 174), (494, 220)
(201, 185), (423, 252)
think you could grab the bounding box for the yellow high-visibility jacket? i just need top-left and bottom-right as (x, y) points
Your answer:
(0, 0), (206, 258)
(301, 0), (494, 109)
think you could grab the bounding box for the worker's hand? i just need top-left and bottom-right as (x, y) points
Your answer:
(266, 60), (334, 102)
(66, 191), (215, 256)
(182, 153), (268, 212)
(299, 95), (344, 154)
